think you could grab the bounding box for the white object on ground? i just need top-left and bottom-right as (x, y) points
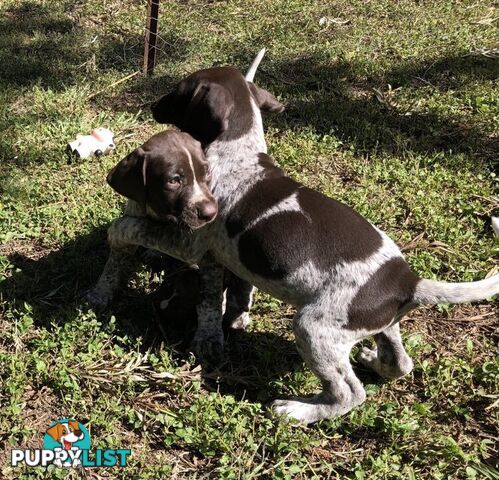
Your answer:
(67, 127), (115, 159)
(492, 217), (499, 236)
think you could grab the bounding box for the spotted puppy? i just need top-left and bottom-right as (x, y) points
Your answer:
(86, 130), (217, 309)
(87, 130), (253, 347)
(96, 60), (499, 424)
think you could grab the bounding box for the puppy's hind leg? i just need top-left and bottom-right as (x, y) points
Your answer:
(358, 322), (413, 379)
(272, 307), (366, 424)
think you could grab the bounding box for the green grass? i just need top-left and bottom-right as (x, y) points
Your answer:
(0, 0), (498, 478)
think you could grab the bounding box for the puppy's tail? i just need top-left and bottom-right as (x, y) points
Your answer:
(412, 217), (499, 305)
(245, 48), (266, 82)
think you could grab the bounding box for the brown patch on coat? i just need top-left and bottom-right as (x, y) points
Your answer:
(347, 257), (419, 331)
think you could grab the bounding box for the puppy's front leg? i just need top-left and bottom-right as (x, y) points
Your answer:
(86, 243), (140, 310)
(86, 201), (145, 310)
(191, 259), (225, 366)
(107, 216), (206, 265)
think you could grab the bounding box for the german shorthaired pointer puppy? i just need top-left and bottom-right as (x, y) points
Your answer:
(87, 130), (253, 337)
(90, 57), (499, 423)
(86, 130), (217, 309)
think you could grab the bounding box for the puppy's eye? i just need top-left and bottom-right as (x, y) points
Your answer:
(168, 175), (181, 185)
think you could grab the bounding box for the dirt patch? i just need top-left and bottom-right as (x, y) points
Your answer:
(0, 238), (56, 263)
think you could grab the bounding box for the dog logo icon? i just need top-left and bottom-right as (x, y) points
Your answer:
(11, 418), (130, 468)
(44, 419), (90, 467)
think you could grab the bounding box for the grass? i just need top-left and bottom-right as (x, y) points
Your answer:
(0, 0), (498, 478)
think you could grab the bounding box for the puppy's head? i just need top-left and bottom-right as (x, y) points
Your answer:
(150, 66), (284, 145)
(107, 131), (217, 230)
(46, 421), (83, 444)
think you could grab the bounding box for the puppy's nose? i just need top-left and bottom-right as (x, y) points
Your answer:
(196, 201), (217, 223)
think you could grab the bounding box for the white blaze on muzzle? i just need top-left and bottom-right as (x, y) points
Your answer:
(182, 146), (206, 204)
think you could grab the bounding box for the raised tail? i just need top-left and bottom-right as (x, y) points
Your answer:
(412, 217), (499, 305)
(245, 48), (266, 82)
(413, 275), (499, 304)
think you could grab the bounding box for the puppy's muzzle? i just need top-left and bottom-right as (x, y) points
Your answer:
(181, 199), (218, 229)
(196, 200), (218, 223)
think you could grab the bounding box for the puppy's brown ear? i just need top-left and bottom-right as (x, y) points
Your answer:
(248, 82), (284, 113)
(151, 90), (181, 125)
(151, 81), (233, 145)
(184, 82), (233, 145)
(68, 420), (80, 431)
(106, 147), (147, 207)
(46, 423), (64, 441)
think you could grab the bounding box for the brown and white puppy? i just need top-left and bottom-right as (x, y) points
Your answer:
(107, 130), (217, 230)
(94, 58), (499, 424)
(151, 72), (283, 147)
(85, 130), (217, 311)
(89, 130), (253, 336)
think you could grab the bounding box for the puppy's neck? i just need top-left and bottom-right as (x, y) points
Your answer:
(206, 99), (267, 204)
(206, 99), (266, 166)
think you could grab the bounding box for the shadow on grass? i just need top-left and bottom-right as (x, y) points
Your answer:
(119, 50), (498, 172)
(2, 1), (496, 170)
(0, 227), (417, 413)
(258, 54), (498, 166)
(0, 2), (78, 89)
(0, 229), (306, 400)
(0, 227), (161, 343)
(0, 1), (189, 91)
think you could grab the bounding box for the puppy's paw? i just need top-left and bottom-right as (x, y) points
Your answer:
(357, 346), (413, 379)
(270, 399), (320, 424)
(357, 346), (378, 368)
(84, 287), (113, 311)
(190, 331), (225, 366)
(224, 311), (251, 330)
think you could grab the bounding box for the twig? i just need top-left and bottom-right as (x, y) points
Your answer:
(485, 397), (499, 411)
(88, 71), (140, 99)
(413, 76), (435, 87)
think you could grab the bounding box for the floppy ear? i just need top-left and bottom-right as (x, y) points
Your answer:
(183, 82), (233, 145)
(106, 147), (147, 207)
(68, 420), (79, 431)
(151, 90), (181, 125)
(46, 423), (64, 442)
(248, 82), (284, 113)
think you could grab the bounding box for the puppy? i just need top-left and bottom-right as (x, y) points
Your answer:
(107, 130), (217, 229)
(89, 130), (253, 344)
(98, 60), (499, 424)
(86, 130), (217, 310)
